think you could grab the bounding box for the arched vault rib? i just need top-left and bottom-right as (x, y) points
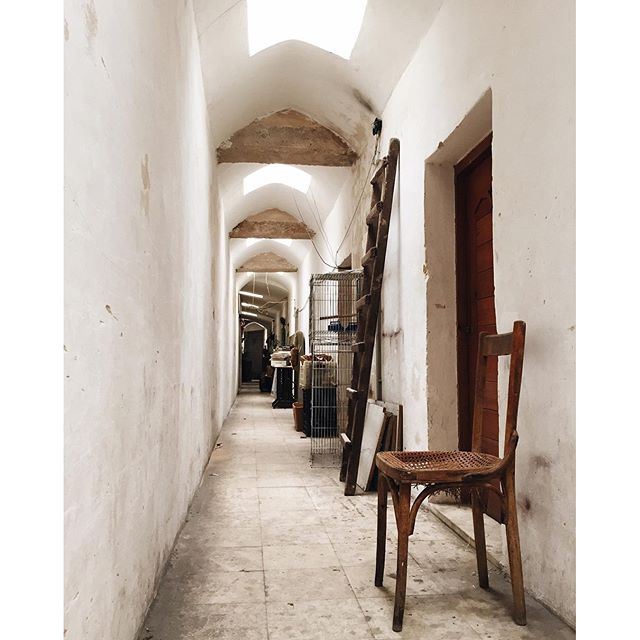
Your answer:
(229, 209), (315, 239)
(236, 251), (298, 273)
(216, 109), (357, 166)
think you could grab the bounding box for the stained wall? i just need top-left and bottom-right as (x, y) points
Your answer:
(315, 0), (575, 624)
(64, 1), (234, 638)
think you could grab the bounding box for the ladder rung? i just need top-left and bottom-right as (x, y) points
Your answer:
(356, 294), (371, 311)
(366, 202), (383, 225)
(371, 158), (389, 184)
(361, 247), (377, 267)
(352, 341), (365, 353)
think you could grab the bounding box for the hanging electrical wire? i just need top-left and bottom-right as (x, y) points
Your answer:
(307, 185), (335, 260)
(295, 294), (310, 316)
(199, 0), (245, 38)
(291, 190), (339, 270)
(334, 133), (381, 260)
(288, 123), (383, 272)
(265, 272), (271, 298)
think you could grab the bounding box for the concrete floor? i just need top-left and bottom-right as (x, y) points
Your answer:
(139, 388), (575, 640)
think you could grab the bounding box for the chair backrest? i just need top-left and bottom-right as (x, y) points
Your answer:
(471, 321), (526, 459)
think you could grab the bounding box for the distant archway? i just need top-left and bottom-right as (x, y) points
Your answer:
(241, 322), (268, 383)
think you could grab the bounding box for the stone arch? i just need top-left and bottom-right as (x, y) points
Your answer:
(229, 209), (315, 239)
(236, 251), (298, 273)
(216, 109), (357, 166)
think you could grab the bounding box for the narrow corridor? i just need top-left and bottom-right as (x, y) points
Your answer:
(140, 389), (574, 640)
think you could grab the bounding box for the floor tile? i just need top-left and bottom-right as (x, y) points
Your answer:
(333, 539), (398, 567)
(155, 570), (266, 607)
(168, 545), (263, 574)
(359, 595), (482, 639)
(256, 472), (306, 488)
(458, 586), (576, 639)
(140, 389), (574, 640)
(180, 524), (262, 548)
(344, 563), (442, 599)
(261, 522), (332, 546)
(266, 598), (374, 640)
(258, 486), (316, 511)
(143, 602), (268, 640)
(264, 566), (354, 602)
(263, 543), (340, 570)
(259, 508), (323, 528)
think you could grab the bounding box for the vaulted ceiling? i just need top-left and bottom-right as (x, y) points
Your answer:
(195, 0), (443, 148)
(194, 0), (442, 301)
(237, 272), (294, 324)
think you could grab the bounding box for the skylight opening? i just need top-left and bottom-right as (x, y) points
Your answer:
(247, 0), (367, 60)
(243, 164), (312, 195)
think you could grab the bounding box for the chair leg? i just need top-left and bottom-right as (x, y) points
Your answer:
(504, 470), (527, 625)
(375, 473), (388, 587)
(471, 489), (489, 589)
(392, 483), (411, 632)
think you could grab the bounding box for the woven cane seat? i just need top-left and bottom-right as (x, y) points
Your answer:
(376, 450), (500, 483)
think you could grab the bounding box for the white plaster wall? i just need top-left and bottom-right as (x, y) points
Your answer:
(315, 0), (575, 625)
(295, 251), (318, 339)
(213, 193), (238, 420)
(64, 1), (234, 638)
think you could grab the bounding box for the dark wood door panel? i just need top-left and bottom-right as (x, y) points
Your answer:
(455, 134), (501, 521)
(476, 297), (497, 325)
(475, 242), (494, 273)
(475, 269), (495, 300)
(476, 213), (493, 244)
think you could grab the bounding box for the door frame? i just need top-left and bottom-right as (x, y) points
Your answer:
(422, 88), (492, 457)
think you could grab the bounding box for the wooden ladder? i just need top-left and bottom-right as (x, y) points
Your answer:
(340, 137), (400, 496)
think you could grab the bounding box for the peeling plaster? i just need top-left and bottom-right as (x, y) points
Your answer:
(65, 1), (235, 637)
(229, 208), (315, 239)
(237, 251), (298, 273)
(84, 1), (98, 48)
(217, 109), (357, 166)
(140, 154), (150, 216)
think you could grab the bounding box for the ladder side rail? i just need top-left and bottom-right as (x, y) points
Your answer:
(343, 139), (400, 495)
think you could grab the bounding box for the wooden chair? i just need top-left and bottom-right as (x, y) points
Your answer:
(374, 321), (527, 632)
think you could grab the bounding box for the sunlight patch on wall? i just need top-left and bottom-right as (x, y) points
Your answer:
(247, 0), (367, 59)
(243, 164), (312, 195)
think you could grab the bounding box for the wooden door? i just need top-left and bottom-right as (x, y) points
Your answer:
(244, 330), (265, 380)
(455, 135), (501, 521)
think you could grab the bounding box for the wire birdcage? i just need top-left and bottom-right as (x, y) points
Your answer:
(306, 271), (362, 466)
